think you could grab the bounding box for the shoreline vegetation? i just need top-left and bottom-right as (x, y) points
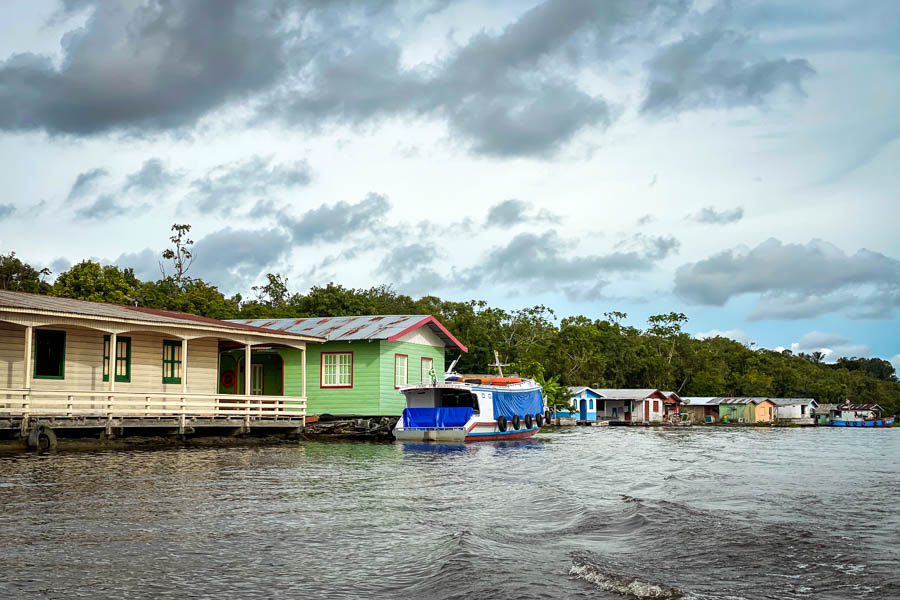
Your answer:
(2, 249), (898, 418)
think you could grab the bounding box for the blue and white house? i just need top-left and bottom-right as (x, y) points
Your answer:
(558, 386), (603, 422)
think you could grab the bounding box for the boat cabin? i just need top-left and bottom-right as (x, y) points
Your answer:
(830, 402), (882, 421)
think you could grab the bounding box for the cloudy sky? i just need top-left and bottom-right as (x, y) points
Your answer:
(1, 0), (899, 369)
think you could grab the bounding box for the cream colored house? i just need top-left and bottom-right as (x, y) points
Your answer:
(0, 291), (324, 438)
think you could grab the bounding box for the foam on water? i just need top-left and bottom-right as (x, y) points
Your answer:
(569, 561), (684, 599)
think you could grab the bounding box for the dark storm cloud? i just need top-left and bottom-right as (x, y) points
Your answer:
(114, 248), (160, 282)
(640, 30), (815, 115)
(0, 1), (286, 135)
(0, 204), (15, 219)
(190, 227), (293, 292)
(280, 192), (390, 246)
(0, 0), (816, 157)
(692, 205), (744, 224)
(484, 199), (561, 227)
(74, 194), (147, 220)
(674, 238), (900, 319)
(264, 0), (693, 156)
(123, 158), (182, 194)
(67, 167), (108, 200)
(458, 230), (678, 290)
(188, 156), (313, 214)
(376, 242), (446, 294)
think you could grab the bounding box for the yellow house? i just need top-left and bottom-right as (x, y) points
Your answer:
(0, 290), (324, 446)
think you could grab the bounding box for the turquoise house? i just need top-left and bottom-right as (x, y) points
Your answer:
(557, 386), (602, 421)
(226, 315), (467, 417)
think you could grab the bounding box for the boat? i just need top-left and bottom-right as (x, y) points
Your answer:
(826, 402), (895, 427)
(392, 354), (549, 443)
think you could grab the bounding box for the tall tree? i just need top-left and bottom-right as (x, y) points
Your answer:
(0, 252), (51, 294)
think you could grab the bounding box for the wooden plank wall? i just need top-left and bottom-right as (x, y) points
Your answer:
(0, 323), (218, 394)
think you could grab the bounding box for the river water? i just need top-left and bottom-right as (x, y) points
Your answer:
(1, 427), (897, 599)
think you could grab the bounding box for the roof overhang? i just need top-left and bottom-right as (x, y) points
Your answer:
(386, 315), (468, 352)
(0, 306), (326, 344)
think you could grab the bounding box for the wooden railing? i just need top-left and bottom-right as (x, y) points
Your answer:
(0, 389), (306, 420)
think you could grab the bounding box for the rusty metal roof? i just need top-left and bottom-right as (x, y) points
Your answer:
(0, 290), (324, 341)
(718, 397), (772, 405)
(232, 315), (467, 351)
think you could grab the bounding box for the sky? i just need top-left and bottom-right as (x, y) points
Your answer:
(1, 0), (899, 371)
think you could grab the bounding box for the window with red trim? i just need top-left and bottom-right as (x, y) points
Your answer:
(420, 356), (434, 382)
(394, 353), (408, 388)
(321, 352), (353, 387)
(653, 400), (659, 412)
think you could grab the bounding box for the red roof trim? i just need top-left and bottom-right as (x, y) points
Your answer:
(386, 315), (468, 352)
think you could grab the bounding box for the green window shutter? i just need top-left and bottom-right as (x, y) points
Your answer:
(33, 329), (66, 380)
(103, 335), (131, 383)
(162, 340), (183, 384)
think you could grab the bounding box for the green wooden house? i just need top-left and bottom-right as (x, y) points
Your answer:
(224, 315), (467, 416)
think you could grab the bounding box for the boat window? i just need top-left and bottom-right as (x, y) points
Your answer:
(438, 390), (479, 414)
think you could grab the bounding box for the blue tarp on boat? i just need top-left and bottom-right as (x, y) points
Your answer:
(403, 407), (474, 428)
(490, 388), (544, 419)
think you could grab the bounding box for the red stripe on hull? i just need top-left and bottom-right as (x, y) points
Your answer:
(465, 428), (540, 442)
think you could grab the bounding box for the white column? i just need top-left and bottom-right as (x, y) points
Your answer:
(300, 346), (306, 399)
(109, 332), (117, 392)
(23, 326), (33, 389)
(244, 343), (251, 396)
(181, 338), (189, 394)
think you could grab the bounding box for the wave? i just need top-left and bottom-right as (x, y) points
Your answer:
(570, 560), (685, 599)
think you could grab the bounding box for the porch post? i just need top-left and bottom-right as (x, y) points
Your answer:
(23, 326), (33, 389)
(244, 343), (251, 396)
(301, 346), (306, 399)
(109, 332), (117, 392)
(181, 338), (189, 394)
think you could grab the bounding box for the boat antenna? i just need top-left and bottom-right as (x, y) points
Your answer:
(489, 350), (509, 377)
(447, 355), (461, 375)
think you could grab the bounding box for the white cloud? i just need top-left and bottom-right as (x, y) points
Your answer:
(695, 328), (751, 345)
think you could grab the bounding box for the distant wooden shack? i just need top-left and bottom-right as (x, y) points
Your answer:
(558, 386), (602, 422)
(592, 389), (675, 424)
(773, 398), (817, 424)
(717, 397), (775, 423)
(681, 397), (721, 424)
(0, 290), (324, 442)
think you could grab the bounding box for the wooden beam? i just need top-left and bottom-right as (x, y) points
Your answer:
(244, 343), (251, 396)
(182, 338), (188, 394)
(109, 332), (117, 393)
(301, 347), (306, 399)
(23, 326), (32, 389)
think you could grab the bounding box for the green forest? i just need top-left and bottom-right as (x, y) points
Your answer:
(2, 239), (898, 417)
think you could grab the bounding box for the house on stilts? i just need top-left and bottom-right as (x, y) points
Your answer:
(229, 315), (467, 417)
(0, 290), (324, 445)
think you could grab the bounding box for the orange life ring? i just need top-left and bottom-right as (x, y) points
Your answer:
(220, 370), (236, 388)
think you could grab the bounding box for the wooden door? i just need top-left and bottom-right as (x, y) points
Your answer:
(579, 399), (587, 420)
(251, 363), (264, 395)
(644, 400), (649, 422)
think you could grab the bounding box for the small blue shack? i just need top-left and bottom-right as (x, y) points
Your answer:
(557, 386), (602, 422)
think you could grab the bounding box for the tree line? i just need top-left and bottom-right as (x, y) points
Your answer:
(2, 242), (897, 417)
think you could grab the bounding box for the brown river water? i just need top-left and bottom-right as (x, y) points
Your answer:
(1, 426), (898, 599)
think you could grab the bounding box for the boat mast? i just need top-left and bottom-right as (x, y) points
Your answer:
(489, 350), (509, 377)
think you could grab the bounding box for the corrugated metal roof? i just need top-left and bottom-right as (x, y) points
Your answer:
(231, 315), (467, 351)
(0, 290), (322, 340)
(718, 397), (771, 405)
(592, 388), (660, 400)
(837, 402), (882, 411)
(770, 398), (816, 406)
(681, 397), (720, 406)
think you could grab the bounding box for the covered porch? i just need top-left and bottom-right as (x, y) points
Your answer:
(0, 292), (323, 438)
